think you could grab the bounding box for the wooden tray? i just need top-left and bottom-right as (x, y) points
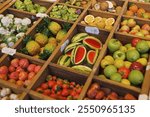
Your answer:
(0, 0), (12, 10)
(0, 0), (150, 100)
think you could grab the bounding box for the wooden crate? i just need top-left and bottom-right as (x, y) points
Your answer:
(0, 0), (12, 10)
(0, 0), (150, 100)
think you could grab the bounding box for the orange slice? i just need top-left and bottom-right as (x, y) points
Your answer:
(84, 15), (95, 24)
(105, 18), (115, 26)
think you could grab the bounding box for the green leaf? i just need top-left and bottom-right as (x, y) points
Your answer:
(23, 35), (32, 45)
(62, 23), (71, 31)
(39, 50), (51, 60)
(19, 47), (29, 55)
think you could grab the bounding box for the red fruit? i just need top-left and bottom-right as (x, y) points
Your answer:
(62, 84), (69, 89)
(28, 72), (35, 80)
(110, 92), (118, 98)
(9, 72), (19, 80)
(118, 67), (130, 79)
(16, 66), (24, 73)
(11, 58), (19, 68)
(27, 64), (36, 72)
(76, 87), (82, 94)
(61, 89), (69, 97)
(52, 84), (62, 92)
(19, 71), (28, 81)
(19, 59), (29, 68)
(16, 80), (24, 87)
(8, 66), (15, 72)
(57, 80), (63, 86)
(48, 80), (55, 88)
(43, 89), (51, 96)
(142, 24), (150, 31)
(95, 91), (105, 100)
(0, 74), (7, 80)
(57, 91), (62, 96)
(36, 87), (43, 93)
(0, 66), (8, 74)
(40, 83), (48, 90)
(130, 62), (144, 72)
(34, 65), (41, 73)
(131, 38), (141, 47)
(70, 91), (77, 97)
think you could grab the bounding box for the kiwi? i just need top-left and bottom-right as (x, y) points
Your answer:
(100, 2), (109, 11)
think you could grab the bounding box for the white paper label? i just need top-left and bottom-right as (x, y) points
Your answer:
(149, 91), (150, 100)
(85, 26), (100, 35)
(138, 94), (148, 100)
(146, 62), (150, 70)
(61, 40), (69, 52)
(1, 47), (16, 56)
(36, 13), (48, 18)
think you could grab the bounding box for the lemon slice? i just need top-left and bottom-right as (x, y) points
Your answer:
(94, 16), (102, 23)
(70, 0), (76, 5)
(84, 15), (95, 24)
(105, 18), (115, 25)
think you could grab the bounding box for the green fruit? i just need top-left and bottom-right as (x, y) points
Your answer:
(108, 39), (122, 53)
(44, 43), (56, 53)
(48, 21), (61, 35)
(57, 55), (71, 67)
(104, 65), (117, 78)
(64, 43), (81, 53)
(37, 6), (47, 13)
(136, 40), (149, 53)
(119, 46), (127, 52)
(110, 73), (122, 82)
(56, 30), (67, 43)
(126, 50), (140, 62)
(35, 33), (48, 47)
(113, 50), (126, 60)
(87, 50), (99, 65)
(141, 53), (149, 59)
(26, 41), (40, 56)
(72, 33), (88, 43)
(125, 43), (132, 49)
(72, 65), (92, 74)
(128, 70), (144, 86)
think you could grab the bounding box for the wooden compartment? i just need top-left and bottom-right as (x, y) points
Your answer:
(51, 24), (110, 75)
(0, 52), (44, 89)
(29, 63), (88, 100)
(0, 0), (11, 10)
(94, 33), (150, 95)
(79, 9), (118, 32)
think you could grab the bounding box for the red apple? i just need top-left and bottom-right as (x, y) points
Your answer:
(27, 64), (36, 72)
(0, 74), (7, 80)
(19, 59), (29, 68)
(120, 25), (130, 33)
(9, 72), (19, 80)
(0, 66), (8, 74)
(28, 72), (35, 80)
(19, 71), (28, 81)
(34, 65), (41, 73)
(16, 66), (24, 73)
(11, 58), (19, 68)
(131, 38), (141, 47)
(8, 66), (15, 72)
(129, 62), (144, 73)
(142, 24), (150, 31)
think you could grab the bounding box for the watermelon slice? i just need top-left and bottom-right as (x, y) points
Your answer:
(87, 50), (99, 65)
(83, 36), (102, 50)
(71, 45), (87, 65)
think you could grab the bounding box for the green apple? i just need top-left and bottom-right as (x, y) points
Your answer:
(128, 70), (144, 86)
(104, 65), (117, 78)
(135, 32), (144, 37)
(136, 40), (149, 53)
(146, 41), (150, 48)
(119, 46), (127, 53)
(108, 39), (122, 53)
(126, 49), (140, 62)
(114, 59), (124, 68)
(125, 44), (132, 49)
(141, 53), (149, 59)
(110, 73), (122, 82)
(113, 50), (126, 60)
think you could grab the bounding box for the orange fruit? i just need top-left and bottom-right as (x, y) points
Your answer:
(125, 10), (134, 16)
(137, 8), (145, 17)
(129, 4), (138, 13)
(84, 15), (95, 24)
(105, 18), (115, 26)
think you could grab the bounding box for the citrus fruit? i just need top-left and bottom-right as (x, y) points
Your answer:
(121, 79), (131, 86)
(105, 18), (115, 26)
(84, 15), (95, 24)
(94, 16), (102, 23)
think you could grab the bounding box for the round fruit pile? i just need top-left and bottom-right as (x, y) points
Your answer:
(0, 87), (20, 100)
(20, 18), (70, 60)
(35, 75), (83, 100)
(14, 0), (47, 13)
(0, 58), (41, 87)
(81, 15), (115, 31)
(49, 5), (81, 22)
(65, 0), (90, 7)
(92, 0), (122, 14)
(119, 19), (150, 38)
(85, 83), (137, 100)
(57, 33), (102, 74)
(125, 4), (150, 19)
(0, 14), (32, 48)
(100, 38), (150, 86)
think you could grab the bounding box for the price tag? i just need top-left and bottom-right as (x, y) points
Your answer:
(61, 40), (69, 52)
(1, 47), (16, 56)
(146, 62), (150, 70)
(36, 13), (48, 18)
(85, 26), (100, 35)
(138, 94), (148, 100)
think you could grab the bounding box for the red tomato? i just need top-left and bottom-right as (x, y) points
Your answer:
(0, 74), (7, 80)
(19, 71), (28, 81)
(34, 66), (41, 73)
(11, 58), (19, 68)
(9, 72), (19, 80)
(0, 66), (8, 74)
(76, 87), (82, 94)
(28, 72), (36, 80)
(48, 80), (56, 88)
(16, 66), (24, 73)
(61, 89), (69, 97)
(52, 76), (57, 80)
(27, 64), (36, 72)
(131, 38), (141, 47)
(70, 91), (77, 97)
(40, 83), (48, 90)
(19, 59), (29, 68)
(43, 89), (51, 96)
(52, 84), (62, 92)
(57, 80), (63, 86)
(8, 66), (15, 72)
(62, 84), (69, 89)
(118, 67), (130, 79)
(36, 87), (44, 93)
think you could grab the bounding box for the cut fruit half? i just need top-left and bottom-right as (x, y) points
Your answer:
(84, 15), (95, 24)
(105, 18), (115, 26)
(87, 50), (99, 65)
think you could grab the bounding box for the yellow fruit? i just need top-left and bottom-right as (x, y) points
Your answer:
(33, 55), (40, 59)
(128, 47), (136, 51)
(48, 37), (57, 47)
(81, 21), (86, 25)
(120, 46), (127, 53)
(124, 61), (132, 68)
(48, 21), (61, 35)
(137, 58), (148, 66)
(101, 18), (107, 22)
(105, 25), (113, 31)
(101, 59), (110, 68)
(84, 15), (95, 24)
(121, 79), (131, 86)
(114, 59), (124, 68)
(105, 18), (115, 26)
(88, 22), (96, 26)
(94, 16), (102, 23)
(56, 30), (67, 43)
(35, 33), (48, 47)
(96, 22), (105, 29)
(104, 55), (114, 64)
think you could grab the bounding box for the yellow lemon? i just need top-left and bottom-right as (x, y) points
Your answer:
(124, 61), (132, 68)
(84, 15), (95, 24)
(105, 18), (115, 26)
(137, 58), (148, 66)
(94, 16), (102, 23)
(121, 79), (131, 86)
(104, 55), (114, 64)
